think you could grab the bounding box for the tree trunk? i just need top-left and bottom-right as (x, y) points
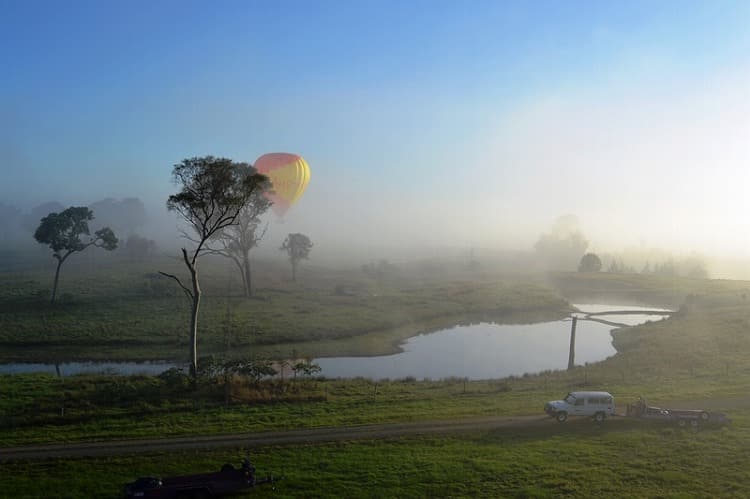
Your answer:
(184, 249), (201, 385)
(291, 259), (297, 282)
(51, 258), (64, 304)
(232, 257), (249, 298)
(243, 252), (252, 297)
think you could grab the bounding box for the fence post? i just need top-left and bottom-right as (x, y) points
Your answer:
(567, 316), (577, 370)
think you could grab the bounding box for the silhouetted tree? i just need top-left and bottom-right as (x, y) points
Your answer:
(161, 156), (267, 383)
(207, 171), (272, 297)
(578, 253), (602, 272)
(33, 206), (117, 303)
(280, 233), (312, 282)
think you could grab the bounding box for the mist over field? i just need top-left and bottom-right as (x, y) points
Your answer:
(5, 5), (750, 497)
(1, 1), (749, 277)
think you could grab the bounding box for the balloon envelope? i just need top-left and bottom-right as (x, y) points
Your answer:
(254, 153), (310, 217)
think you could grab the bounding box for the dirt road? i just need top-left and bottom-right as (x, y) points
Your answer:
(0, 415), (553, 461)
(1, 395), (744, 462)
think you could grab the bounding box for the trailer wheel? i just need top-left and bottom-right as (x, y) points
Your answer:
(690, 419), (699, 428)
(594, 412), (605, 423)
(677, 419), (687, 428)
(556, 412), (568, 423)
(700, 411), (710, 421)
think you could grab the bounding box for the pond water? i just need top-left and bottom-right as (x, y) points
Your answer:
(314, 304), (670, 380)
(0, 360), (178, 377)
(0, 304), (670, 379)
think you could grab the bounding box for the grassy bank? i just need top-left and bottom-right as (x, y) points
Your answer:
(0, 257), (570, 362)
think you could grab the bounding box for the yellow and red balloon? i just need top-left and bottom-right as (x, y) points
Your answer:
(254, 153), (310, 218)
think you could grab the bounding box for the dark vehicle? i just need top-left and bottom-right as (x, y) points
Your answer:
(124, 458), (277, 498)
(626, 397), (731, 428)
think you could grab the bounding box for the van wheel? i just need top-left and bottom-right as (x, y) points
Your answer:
(556, 412), (568, 423)
(594, 412), (605, 423)
(700, 411), (710, 421)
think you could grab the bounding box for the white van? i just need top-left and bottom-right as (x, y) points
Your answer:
(544, 391), (615, 422)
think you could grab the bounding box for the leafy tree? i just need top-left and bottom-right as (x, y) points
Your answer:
(578, 253), (602, 272)
(161, 156), (267, 383)
(208, 170), (272, 297)
(280, 233), (313, 282)
(33, 206), (117, 303)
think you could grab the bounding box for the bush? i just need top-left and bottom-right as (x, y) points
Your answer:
(158, 368), (190, 390)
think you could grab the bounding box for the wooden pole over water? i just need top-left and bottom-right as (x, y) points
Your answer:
(567, 316), (577, 370)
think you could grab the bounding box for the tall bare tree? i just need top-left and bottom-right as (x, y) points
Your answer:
(161, 156), (267, 383)
(207, 179), (272, 297)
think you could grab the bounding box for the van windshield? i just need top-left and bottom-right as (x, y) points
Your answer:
(564, 394), (576, 404)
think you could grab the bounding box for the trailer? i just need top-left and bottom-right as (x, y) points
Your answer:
(625, 397), (731, 428)
(124, 458), (278, 498)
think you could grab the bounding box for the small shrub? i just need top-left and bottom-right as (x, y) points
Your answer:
(158, 368), (190, 390)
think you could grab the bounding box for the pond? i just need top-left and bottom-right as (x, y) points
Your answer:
(0, 304), (670, 379)
(314, 304), (671, 380)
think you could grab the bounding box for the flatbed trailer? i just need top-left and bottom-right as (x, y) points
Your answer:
(124, 458), (278, 498)
(625, 397), (731, 428)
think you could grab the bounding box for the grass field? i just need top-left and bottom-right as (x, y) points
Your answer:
(2, 279), (750, 447)
(3, 257), (750, 497)
(2, 265), (750, 448)
(0, 256), (570, 362)
(1, 415), (748, 498)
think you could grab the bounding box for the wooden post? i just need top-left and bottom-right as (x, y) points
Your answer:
(567, 316), (577, 370)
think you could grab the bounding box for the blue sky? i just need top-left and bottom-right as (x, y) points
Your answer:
(2, 1), (749, 256)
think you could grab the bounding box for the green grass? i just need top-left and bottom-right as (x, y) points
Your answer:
(2, 271), (750, 446)
(3, 265), (750, 496)
(2, 416), (748, 498)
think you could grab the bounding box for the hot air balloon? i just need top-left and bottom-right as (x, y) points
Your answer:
(254, 153), (310, 218)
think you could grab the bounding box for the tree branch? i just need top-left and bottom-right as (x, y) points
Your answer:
(158, 271), (194, 300)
